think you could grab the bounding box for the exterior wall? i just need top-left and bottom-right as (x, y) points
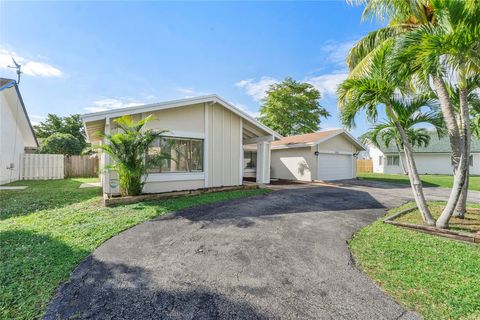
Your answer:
(317, 134), (356, 153)
(270, 147), (316, 181)
(369, 145), (386, 173)
(103, 102), (242, 194)
(369, 144), (480, 175)
(472, 153), (480, 175)
(206, 102), (241, 187)
(0, 91), (26, 184)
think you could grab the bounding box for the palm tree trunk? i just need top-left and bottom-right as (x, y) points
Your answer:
(386, 104), (436, 226)
(437, 72), (471, 228)
(453, 171), (469, 218)
(431, 75), (467, 217)
(396, 144), (407, 174)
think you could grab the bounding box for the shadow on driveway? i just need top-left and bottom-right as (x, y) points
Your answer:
(165, 186), (385, 226)
(45, 256), (269, 320)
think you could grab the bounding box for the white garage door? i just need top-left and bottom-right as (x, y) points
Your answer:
(317, 153), (354, 181)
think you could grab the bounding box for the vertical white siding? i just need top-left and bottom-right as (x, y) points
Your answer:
(1, 91), (26, 184)
(207, 102), (241, 187)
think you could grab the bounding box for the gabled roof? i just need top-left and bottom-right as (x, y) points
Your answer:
(0, 78), (38, 147)
(271, 128), (365, 150)
(0, 78), (16, 90)
(370, 133), (480, 153)
(81, 94), (282, 141)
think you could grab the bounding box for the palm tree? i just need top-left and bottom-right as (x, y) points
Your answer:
(347, 0), (480, 228)
(338, 45), (436, 225)
(445, 76), (480, 217)
(394, 1), (480, 227)
(365, 97), (445, 175)
(98, 115), (170, 196)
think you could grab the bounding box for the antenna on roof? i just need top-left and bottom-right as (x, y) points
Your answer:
(8, 57), (22, 85)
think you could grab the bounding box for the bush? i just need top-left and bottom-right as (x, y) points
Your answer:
(40, 133), (82, 155)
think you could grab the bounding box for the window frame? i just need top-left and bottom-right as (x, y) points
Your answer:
(387, 155), (399, 166)
(244, 151), (257, 169)
(146, 136), (204, 174)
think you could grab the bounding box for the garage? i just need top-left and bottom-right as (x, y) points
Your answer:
(266, 129), (364, 182)
(317, 153), (354, 181)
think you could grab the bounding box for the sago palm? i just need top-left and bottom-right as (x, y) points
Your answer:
(338, 45), (436, 225)
(98, 115), (170, 196)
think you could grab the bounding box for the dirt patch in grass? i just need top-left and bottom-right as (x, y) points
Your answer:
(395, 204), (480, 234)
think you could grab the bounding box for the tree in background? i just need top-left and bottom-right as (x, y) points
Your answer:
(258, 77), (330, 136)
(39, 133), (82, 155)
(34, 114), (87, 150)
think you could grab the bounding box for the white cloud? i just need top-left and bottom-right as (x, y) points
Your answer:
(320, 40), (357, 67)
(29, 114), (46, 126)
(306, 72), (348, 97)
(85, 98), (145, 113)
(176, 87), (210, 98)
(230, 101), (260, 119)
(235, 77), (278, 101)
(0, 49), (63, 78)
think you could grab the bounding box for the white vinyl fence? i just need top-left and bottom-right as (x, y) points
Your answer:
(20, 154), (64, 180)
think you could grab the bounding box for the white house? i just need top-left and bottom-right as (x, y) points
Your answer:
(367, 134), (480, 175)
(244, 129), (365, 182)
(82, 95), (282, 195)
(0, 78), (38, 185)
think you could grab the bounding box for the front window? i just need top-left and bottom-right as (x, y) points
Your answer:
(244, 151), (256, 169)
(147, 137), (203, 173)
(387, 155), (399, 166)
(379, 156), (383, 166)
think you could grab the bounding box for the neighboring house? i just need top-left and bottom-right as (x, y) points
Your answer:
(0, 78), (38, 185)
(244, 129), (365, 182)
(82, 95), (282, 195)
(367, 134), (480, 175)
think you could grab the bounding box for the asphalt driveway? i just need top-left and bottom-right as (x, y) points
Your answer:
(45, 181), (479, 320)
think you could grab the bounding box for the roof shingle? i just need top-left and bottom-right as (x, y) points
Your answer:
(374, 133), (480, 153)
(271, 129), (343, 146)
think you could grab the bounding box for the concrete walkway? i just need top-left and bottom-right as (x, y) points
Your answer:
(45, 180), (479, 320)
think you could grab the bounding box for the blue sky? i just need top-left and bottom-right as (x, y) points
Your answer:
(0, 1), (381, 137)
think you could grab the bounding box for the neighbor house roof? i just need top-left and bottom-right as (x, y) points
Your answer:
(0, 78), (38, 147)
(81, 94), (282, 142)
(371, 133), (480, 153)
(0, 78), (16, 91)
(270, 128), (365, 150)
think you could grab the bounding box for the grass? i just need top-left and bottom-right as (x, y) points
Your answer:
(394, 202), (480, 233)
(357, 173), (480, 191)
(0, 178), (270, 320)
(349, 202), (480, 320)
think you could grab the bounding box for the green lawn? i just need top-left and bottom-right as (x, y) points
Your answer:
(357, 173), (480, 191)
(349, 202), (480, 320)
(0, 178), (270, 320)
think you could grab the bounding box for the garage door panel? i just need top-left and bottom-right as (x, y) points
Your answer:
(317, 154), (353, 181)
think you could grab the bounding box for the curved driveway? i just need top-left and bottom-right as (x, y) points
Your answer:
(46, 181), (479, 319)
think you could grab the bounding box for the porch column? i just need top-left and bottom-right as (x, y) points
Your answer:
(256, 141), (271, 184)
(103, 117), (111, 195)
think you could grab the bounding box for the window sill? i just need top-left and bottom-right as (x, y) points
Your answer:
(146, 172), (205, 182)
